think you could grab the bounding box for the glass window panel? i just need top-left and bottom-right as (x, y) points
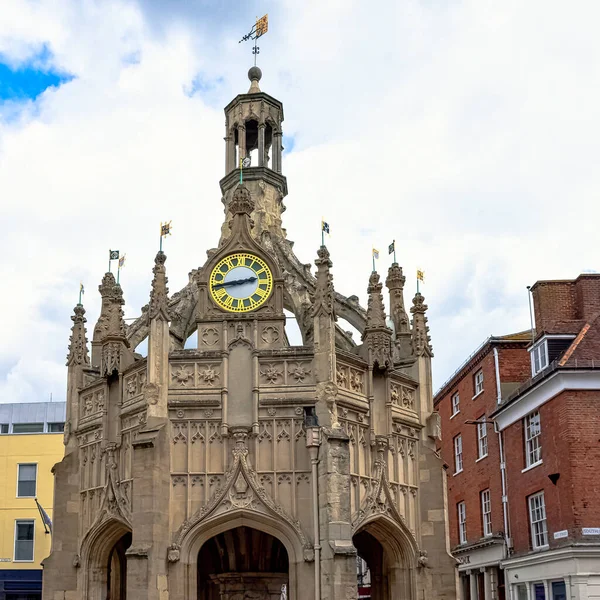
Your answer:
(0, 424), (8, 434)
(552, 581), (566, 600)
(17, 464), (37, 497)
(516, 584), (528, 600)
(48, 422), (65, 433)
(534, 583), (546, 600)
(12, 423), (44, 434)
(14, 521), (34, 561)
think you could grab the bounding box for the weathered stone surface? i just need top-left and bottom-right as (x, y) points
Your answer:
(44, 67), (456, 600)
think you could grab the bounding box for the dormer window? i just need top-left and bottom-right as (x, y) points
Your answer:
(530, 340), (548, 375)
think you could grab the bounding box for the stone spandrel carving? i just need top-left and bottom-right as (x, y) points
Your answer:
(173, 427), (313, 560)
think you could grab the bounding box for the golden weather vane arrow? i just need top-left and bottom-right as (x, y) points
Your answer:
(239, 14), (269, 66)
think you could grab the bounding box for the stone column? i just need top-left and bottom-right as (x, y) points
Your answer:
(225, 133), (235, 173)
(482, 567), (492, 600)
(238, 124), (246, 160)
(469, 570), (478, 600)
(318, 429), (357, 600)
(258, 123), (266, 167)
(273, 131), (282, 173)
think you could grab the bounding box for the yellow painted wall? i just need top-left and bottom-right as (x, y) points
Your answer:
(0, 433), (64, 569)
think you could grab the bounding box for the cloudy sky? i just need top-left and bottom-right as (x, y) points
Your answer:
(1, 0), (599, 404)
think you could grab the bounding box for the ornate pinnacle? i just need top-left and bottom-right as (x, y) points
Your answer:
(311, 245), (335, 318)
(67, 304), (90, 367)
(362, 271), (393, 369)
(93, 272), (127, 343)
(229, 184), (255, 215)
(365, 271), (387, 329)
(410, 293), (433, 356)
(148, 251), (171, 321)
(386, 263), (410, 334)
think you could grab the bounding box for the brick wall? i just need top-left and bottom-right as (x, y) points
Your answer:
(437, 351), (504, 547)
(502, 389), (600, 554)
(498, 347), (531, 384)
(531, 274), (600, 335)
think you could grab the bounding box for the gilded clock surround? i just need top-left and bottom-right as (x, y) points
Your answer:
(209, 252), (273, 313)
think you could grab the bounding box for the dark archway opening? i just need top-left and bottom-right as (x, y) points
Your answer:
(106, 532), (132, 600)
(197, 526), (289, 600)
(354, 530), (385, 600)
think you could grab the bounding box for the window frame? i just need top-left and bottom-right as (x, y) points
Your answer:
(13, 519), (35, 562)
(481, 489), (492, 537)
(451, 392), (460, 417)
(477, 417), (488, 460)
(524, 411), (542, 468)
(47, 422), (65, 433)
(12, 422), (44, 434)
(473, 370), (484, 397)
(530, 340), (549, 376)
(458, 501), (467, 544)
(16, 463), (38, 498)
(528, 491), (549, 549)
(454, 434), (463, 474)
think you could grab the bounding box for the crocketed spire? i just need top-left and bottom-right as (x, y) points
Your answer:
(311, 245), (335, 318)
(410, 293), (433, 356)
(66, 304), (90, 367)
(362, 271), (393, 368)
(148, 251), (170, 321)
(385, 263), (410, 335)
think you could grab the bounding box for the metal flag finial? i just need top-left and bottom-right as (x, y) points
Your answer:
(239, 14), (268, 66)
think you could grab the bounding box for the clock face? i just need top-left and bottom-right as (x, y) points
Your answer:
(209, 253), (273, 313)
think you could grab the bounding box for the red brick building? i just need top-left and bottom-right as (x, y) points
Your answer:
(435, 333), (531, 600)
(435, 274), (600, 600)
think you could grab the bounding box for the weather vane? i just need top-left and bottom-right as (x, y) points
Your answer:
(239, 14), (268, 66)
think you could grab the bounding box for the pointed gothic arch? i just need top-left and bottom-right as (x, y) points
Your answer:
(79, 517), (132, 600)
(353, 514), (418, 600)
(175, 511), (307, 600)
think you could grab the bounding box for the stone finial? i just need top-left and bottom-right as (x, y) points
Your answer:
(386, 263), (410, 335)
(311, 246), (335, 318)
(93, 272), (127, 343)
(148, 251), (170, 321)
(229, 184), (255, 216)
(362, 271), (393, 369)
(248, 66), (262, 93)
(410, 293), (433, 356)
(67, 304), (90, 367)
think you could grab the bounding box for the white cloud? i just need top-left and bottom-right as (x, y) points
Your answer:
(1, 0), (599, 402)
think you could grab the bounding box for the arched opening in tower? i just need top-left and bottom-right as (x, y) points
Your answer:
(353, 527), (412, 600)
(197, 526), (289, 600)
(106, 531), (132, 600)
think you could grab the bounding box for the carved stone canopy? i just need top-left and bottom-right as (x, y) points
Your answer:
(229, 184), (255, 215)
(67, 304), (90, 367)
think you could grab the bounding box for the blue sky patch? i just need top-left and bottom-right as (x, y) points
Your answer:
(283, 134), (295, 154)
(0, 45), (73, 102)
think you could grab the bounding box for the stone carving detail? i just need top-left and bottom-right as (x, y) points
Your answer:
(276, 421), (291, 442)
(190, 423), (205, 444)
(85, 443), (132, 534)
(172, 423), (187, 444)
(258, 422), (272, 442)
(267, 408), (277, 417)
(174, 427), (313, 560)
(171, 365), (194, 387)
(411, 293), (433, 356)
(316, 381), (340, 427)
(261, 325), (280, 345)
(352, 436), (415, 545)
(148, 251), (171, 320)
(201, 327), (219, 347)
(391, 385), (399, 405)
(167, 544), (180, 563)
(199, 365), (220, 386)
(288, 362), (312, 383)
(80, 387), (106, 419)
(172, 476), (187, 487)
(260, 363), (283, 384)
(143, 382), (160, 405)
(336, 366), (348, 388)
(349, 369), (364, 393)
(402, 387), (415, 409)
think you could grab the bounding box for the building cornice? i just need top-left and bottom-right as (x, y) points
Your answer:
(493, 370), (600, 430)
(501, 544), (600, 568)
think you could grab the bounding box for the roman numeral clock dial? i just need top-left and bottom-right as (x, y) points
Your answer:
(209, 253), (273, 313)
